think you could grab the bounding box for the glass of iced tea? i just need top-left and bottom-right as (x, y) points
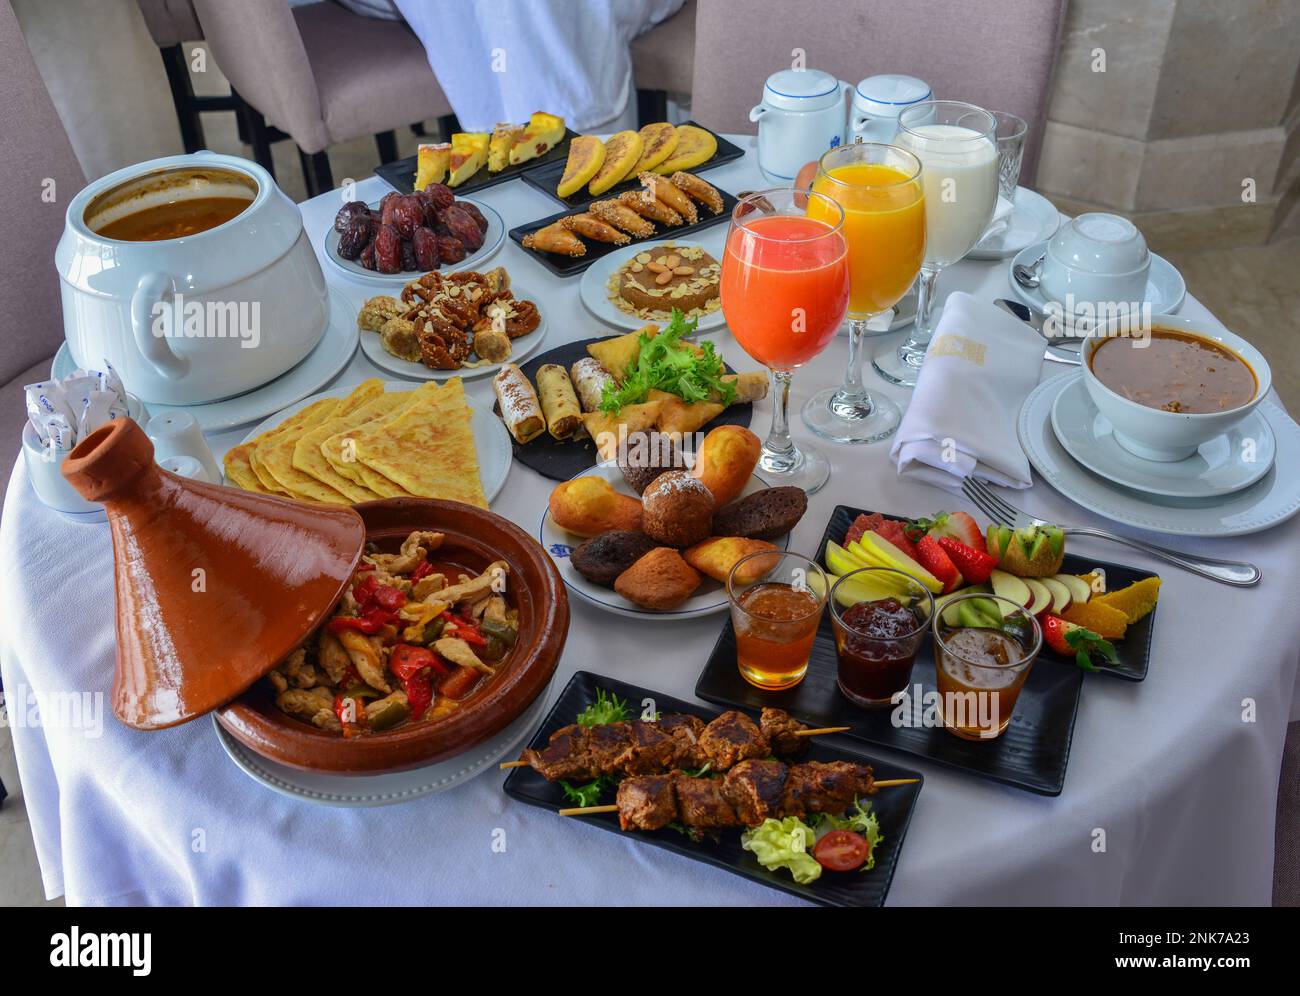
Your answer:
(727, 551), (827, 690)
(830, 568), (934, 708)
(931, 593), (1042, 740)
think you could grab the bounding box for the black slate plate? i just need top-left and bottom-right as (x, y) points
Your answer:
(696, 505), (1161, 795)
(519, 122), (746, 209)
(496, 335), (754, 482)
(508, 188), (738, 278)
(502, 670), (923, 907)
(374, 128), (580, 197)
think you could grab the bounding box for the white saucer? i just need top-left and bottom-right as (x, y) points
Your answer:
(52, 286), (358, 434)
(968, 187), (1061, 260)
(539, 460), (788, 620)
(1008, 239), (1187, 327)
(323, 198), (505, 286)
(1050, 374), (1275, 499)
(211, 682), (551, 807)
(1019, 374), (1300, 537)
(579, 239), (727, 333)
(359, 286), (549, 381)
(237, 379), (512, 506)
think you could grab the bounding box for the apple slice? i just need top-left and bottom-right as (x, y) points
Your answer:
(1022, 578), (1053, 617)
(825, 540), (869, 578)
(1040, 576), (1072, 613)
(989, 569), (1032, 616)
(853, 533), (944, 594)
(1054, 573), (1092, 606)
(831, 571), (913, 609)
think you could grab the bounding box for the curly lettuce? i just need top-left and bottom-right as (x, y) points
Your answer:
(599, 310), (735, 414)
(741, 816), (822, 884)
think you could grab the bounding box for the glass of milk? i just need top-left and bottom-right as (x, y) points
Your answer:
(874, 101), (998, 387)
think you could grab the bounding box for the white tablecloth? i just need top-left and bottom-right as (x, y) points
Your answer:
(4, 139), (1298, 906)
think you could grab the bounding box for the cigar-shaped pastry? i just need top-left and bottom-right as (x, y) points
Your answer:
(536, 363), (583, 440)
(493, 363), (545, 443)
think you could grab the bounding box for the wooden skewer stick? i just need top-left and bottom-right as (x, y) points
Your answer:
(499, 760), (527, 769)
(558, 779), (920, 817)
(792, 726), (851, 737)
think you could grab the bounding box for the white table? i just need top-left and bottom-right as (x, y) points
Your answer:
(4, 138), (1298, 906)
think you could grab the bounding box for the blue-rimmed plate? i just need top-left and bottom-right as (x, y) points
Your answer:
(538, 459), (789, 620)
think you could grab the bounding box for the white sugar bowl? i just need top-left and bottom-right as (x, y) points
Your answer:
(750, 69), (849, 181)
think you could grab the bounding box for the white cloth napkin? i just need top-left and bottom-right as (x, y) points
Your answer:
(891, 291), (1043, 490)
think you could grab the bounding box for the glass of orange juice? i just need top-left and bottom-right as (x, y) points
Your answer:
(720, 188), (850, 495)
(802, 143), (925, 444)
(728, 550), (828, 690)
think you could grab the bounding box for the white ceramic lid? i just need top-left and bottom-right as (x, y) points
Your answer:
(853, 74), (932, 116)
(763, 69), (841, 111)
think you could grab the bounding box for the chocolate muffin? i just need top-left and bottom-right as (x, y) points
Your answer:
(569, 530), (659, 588)
(617, 431), (688, 494)
(712, 486), (808, 540)
(641, 471), (715, 547)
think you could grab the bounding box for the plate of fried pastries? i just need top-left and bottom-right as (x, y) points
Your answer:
(223, 377), (510, 507)
(489, 319), (766, 481)
(356, 267), (548, 381)
(509, 170), (737, 277)
(538, 426), (806, 619)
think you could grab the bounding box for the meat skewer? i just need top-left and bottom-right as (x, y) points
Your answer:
(555, 760), (915, 831)
(499, 708), (850, 781)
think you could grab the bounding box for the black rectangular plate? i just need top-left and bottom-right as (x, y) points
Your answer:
(374, 128), (580, 197)
(509, 187), (738, 278)
(503, 670), (924, 907)
(696, 505), (1161, 795)
(519, 122), (745, 209)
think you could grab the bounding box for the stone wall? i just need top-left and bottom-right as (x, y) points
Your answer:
(1037, 0), (1300, 249)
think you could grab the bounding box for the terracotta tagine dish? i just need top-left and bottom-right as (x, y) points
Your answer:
(62, 417), (365, 730)
(215, 497), (569, 774)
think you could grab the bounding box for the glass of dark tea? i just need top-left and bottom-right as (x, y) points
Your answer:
(931, 593), (1042, 740)
(727, 551), (827, 690)
(830, 568), (934, 708)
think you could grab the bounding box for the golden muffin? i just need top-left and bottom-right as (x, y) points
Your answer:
(683, 536), (780, 585)
(694, 425), (761, 507)
(614, 547), (702, 610)
(641, 470), (715, 547)
(549, 476), (643, 537)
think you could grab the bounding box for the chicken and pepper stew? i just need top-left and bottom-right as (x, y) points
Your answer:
(269, 530), (519, 736)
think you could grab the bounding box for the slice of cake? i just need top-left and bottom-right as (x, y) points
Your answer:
(509, 112), (566, 166)
(488, 123), (524, 172)
(447, 132), (489, 187)
(414, 143), (451, 190)
(608, 243), (721, 320)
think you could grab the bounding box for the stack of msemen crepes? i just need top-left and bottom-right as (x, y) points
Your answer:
(223, 377), (486, 507)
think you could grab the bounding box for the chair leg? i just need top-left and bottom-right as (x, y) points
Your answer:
(375, 130), (398, 165)
(636, 88), (669, 128)
(436, 113), (461, 140)
(240, 101), (277, 181)
(298, 148), (334, 198)
(159, 44), (206, 153)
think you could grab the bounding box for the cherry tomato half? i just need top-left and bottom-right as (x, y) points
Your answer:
(813, 829), (870, 872)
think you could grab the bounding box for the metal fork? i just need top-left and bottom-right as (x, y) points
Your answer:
(960, 477), (1261, 587)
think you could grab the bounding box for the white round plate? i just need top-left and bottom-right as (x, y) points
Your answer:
(1008, 239), (1186, 326)
(52, 286), (358, 434)
(323, 198), (504, 285)
(211, 681), (551, 807)
(358, 286), (548, 381)
(968, 187), (1061, 260)
(236, 379), (512, 505)
(1050, 374), (1275, 499)
(539, 460), (788, 620)
(579, 239), (726, 333)
(1019, 374), (1300, 537)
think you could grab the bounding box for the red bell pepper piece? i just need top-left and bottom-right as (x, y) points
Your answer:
(411, 561), (434, 582)
(334, 692), (367, 737)
(327, 614), (384, 636)
(371, 584), (407, 613)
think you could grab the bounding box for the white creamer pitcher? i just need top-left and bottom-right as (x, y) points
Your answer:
(849, 74), (932, 144)
(749, 69), (849, 180)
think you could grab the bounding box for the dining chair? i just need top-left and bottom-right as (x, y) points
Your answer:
(690, 0), (1066, 182)
(0, 0), (86, 461)
(631, 0), (696, 126)
(191, 0), (454, 196)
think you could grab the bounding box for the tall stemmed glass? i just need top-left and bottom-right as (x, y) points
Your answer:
(802, 143), (925, 443)
(720, 188), (850, 495)
(874, 100), (998, 387)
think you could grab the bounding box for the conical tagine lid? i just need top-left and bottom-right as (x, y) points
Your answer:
(63, 417), (365, 730)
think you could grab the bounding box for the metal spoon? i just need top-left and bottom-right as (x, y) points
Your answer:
(993, 298), (1084, 365)
(1012, 250), (1045, 289)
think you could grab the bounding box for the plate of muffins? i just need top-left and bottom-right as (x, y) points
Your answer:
(538, 425), (809, 619)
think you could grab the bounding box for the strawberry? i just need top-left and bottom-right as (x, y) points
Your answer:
(908, 511), (986, 553)
(936, 536), (997, 584)
(1041, 615), (1119, 672)
(913, 536), (962, 593)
